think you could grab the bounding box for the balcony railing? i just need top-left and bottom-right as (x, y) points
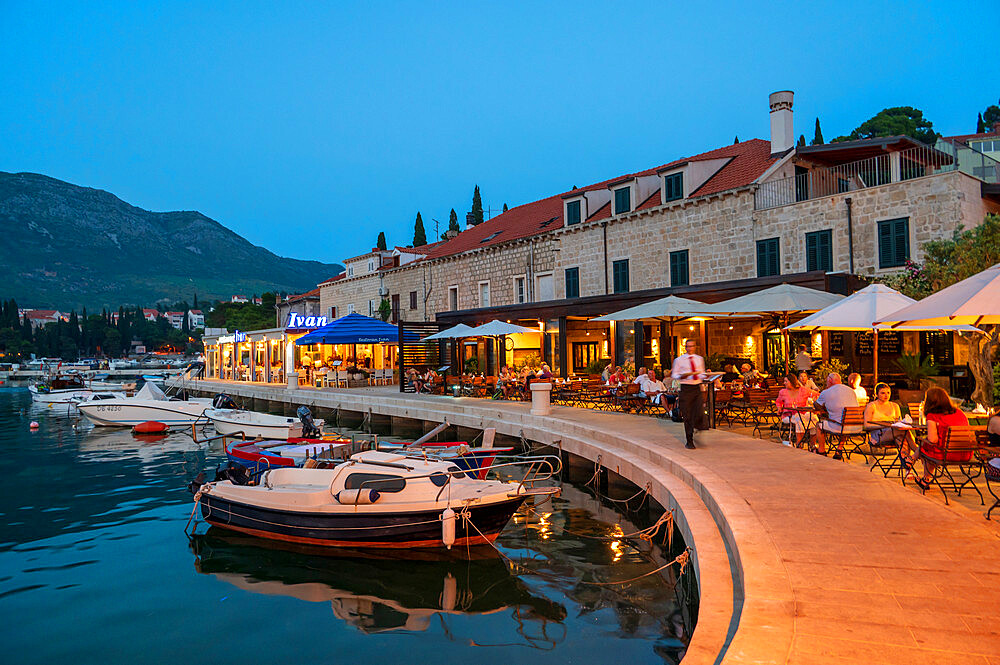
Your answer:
(754, 140), (1000, 210)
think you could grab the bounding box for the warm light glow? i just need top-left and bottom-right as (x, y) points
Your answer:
(728, 325), (734, 330)
(746, 336), (754, 346)
(689, 325), (694, 331)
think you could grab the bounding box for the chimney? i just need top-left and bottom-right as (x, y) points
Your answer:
(769, 90), (794, 156)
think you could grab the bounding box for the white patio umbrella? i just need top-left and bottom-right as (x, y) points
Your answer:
(467, 320), (538, 336)
(875, 263), (1000, 327)
(591, 295), (712, 363)
(686, 283), (846, 365)
(464, 320), (539, 375)
(423, 323), (476, 340)
(785, 283), (980, 380)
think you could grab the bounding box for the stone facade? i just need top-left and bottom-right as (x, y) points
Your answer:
(318, 169), (993, 331)
(753, 170), (992, 277)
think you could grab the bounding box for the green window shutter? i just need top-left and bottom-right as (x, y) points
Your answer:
(806, 233), (818, 271)
(614, 188), (630, 214)
(670, 250), (689, 286)
(757, 238), (779, 277)
(566, 200), (581, 226)
(565, 267), (579, 298)
(612, 259), (629, 293)
(664, 173), (683, 202)
(893, 219), (909, 266)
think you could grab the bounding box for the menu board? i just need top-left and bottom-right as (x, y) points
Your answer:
(830, 332), (844, 356)
(856, 331), (901, 356)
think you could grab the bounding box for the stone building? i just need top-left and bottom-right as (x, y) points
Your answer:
(316, 91), (1000, 378)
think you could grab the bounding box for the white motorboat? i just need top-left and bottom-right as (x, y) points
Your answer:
(193, 450), (559, 549)
(28, 372), (92, 405)
(77, 382), (212, 427)
(205, 408), (325, 440)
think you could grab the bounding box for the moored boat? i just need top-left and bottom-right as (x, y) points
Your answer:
(77, 382), (211, 426)
(193, 450), (559, 549)
(206, 407), (325, 439)
(28, 371), (92, 404)
(225, 436), (353, 469)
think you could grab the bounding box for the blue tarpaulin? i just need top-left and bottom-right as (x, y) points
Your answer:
(294, 312), (403, 346)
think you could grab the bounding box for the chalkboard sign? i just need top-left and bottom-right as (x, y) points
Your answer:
(856, 331), (901, 356)
(878, 331), (902, 354)
(830, 332), (844, 356)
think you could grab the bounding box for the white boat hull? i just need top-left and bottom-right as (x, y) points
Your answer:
(29, 386), (92, 405)
(78, 398), (212, 426)
(205, 408), (324, 440)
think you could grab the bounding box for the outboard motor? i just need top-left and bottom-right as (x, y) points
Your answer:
(297, 405), (321, 439)
(212, 462), (253, 486)
(212, 393), (239, 410)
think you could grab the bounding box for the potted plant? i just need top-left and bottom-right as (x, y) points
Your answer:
(895, 353), (938, 404)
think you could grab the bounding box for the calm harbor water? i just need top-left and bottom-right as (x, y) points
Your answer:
(0, 388), (696, 664)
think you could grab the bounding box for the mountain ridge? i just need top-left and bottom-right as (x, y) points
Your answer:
(1, 171), (342, 311)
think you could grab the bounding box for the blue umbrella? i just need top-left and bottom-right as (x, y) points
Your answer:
(294, 313), (403, 346)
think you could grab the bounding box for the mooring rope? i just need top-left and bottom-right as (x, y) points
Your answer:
(462, 508), (690, 587)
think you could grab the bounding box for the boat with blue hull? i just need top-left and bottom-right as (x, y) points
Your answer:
(193, 451), (558, 549)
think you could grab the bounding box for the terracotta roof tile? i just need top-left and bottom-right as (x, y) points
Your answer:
(412, 139), (778, 259)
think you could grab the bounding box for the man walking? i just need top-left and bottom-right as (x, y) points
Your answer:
(671, 338), (706, 449)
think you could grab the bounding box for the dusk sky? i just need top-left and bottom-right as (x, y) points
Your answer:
(2, 1), (995, 263)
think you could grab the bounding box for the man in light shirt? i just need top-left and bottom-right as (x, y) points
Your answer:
(815, 372), (859, 459)
(795, 344), (813, 373)
(642, 369), (668, 405)
(670, 338), (706, 449)
(632, 366), (648, 395)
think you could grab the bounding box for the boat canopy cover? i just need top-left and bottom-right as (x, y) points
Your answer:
(295, 312), (411, 346)
(136, 382), (168, 401)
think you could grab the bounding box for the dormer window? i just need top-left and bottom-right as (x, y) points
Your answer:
(347, 266), (354, 277)
(368, 259), (375, 272)
(566, 200), (581, 225)
(613, 187), (631, 215)
(663, 172), (684, 202)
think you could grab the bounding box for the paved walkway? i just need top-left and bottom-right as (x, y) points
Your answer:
(189, 379), (1000, 664)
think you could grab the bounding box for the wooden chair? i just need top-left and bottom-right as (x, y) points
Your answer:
(820, 406), (868, 462)
(918, 425), (985, 505)
(906, 402), (923, 421)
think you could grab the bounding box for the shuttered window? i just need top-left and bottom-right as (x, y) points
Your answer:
(613, 187), (631, 215)
(805, 230), (832, 272)
(612, 259), (629, 294)
(566, 200), (581, 225)
(878, 218), (909, 268)
(565, 267), (580, 298)
(756, 238), (780, 277)
(670, 250), (689, 286)
(663, 173), (684, 202)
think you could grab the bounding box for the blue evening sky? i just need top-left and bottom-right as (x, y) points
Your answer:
(1, 1), (994, 264)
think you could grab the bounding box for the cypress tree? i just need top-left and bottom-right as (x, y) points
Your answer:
(978, 112), (986, 133)
(471, 185), (483, 226)
(503, 203), (508, 213)
(734, 135), (739, 144)
(797, 135), (806, 147)
(376, 231), (387, 250)
(412, 212), (427, 247)
(442, 209), (461, 240)
(812, 118), (824, 145)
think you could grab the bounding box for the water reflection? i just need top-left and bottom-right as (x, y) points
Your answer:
(190, 531), (567, 637)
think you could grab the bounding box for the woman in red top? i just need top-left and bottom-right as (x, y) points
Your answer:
(903, 386), (969, 489)
(775, 373), (819, 448)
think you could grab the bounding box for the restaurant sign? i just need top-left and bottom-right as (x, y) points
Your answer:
(219, 331), (247, 344)
(286, 312), (328, 330)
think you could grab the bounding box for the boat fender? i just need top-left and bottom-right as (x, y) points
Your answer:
(133, 421), (169, 434)
(441, 507), (456, 549)
(335, 489), (381, 505)
(29, 421), (40, 430)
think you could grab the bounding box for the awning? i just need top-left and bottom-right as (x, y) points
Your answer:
(467, 320), (539, 336)
(294, 313), (403, 346)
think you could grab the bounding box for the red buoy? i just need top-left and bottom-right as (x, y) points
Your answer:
(133, 421), (169, 434)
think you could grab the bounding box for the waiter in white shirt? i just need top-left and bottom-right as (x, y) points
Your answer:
(671, 338), (706, 449)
